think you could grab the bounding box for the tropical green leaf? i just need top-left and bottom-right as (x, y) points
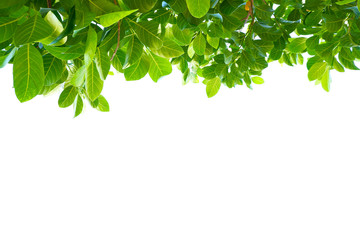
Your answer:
(86, 61), (104, 101)
(58, 86), (78, 108)
(44, 44), (85, 60)
(147, 52), (172, 82)
(14, 13), (53, 46)
(85, 26), (97, 67)
(43, 54), (65, 86)
(205, 77), (221, 98)
(99, 10), (138, 27)
(124, 35), (144, 67)
(308, 62), (328, 81)
(128, 19), (163, 49)
(0, 17), (18, 43)
(74, 95), (84, 118)
(95, 48), (110, 80)
(193, 33), (206, 55)
(96, 95), (110, 112)
(152, 39), (184, 58)
(13, 44), (44, 102)
(186, 0), (210, 18)
(124, 54), (150, 81)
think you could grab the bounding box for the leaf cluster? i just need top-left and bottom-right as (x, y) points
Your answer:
(1, 0), (360, 116)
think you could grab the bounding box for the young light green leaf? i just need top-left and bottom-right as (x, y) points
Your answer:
(13, 44), (44, 103)
(252, 76), (264, 84)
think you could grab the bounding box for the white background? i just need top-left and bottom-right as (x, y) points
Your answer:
(0, 62), (360, 240)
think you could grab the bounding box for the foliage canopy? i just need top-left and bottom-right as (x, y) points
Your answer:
(1, 0), (360, 116)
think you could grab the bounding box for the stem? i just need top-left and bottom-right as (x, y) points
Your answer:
(47, 0), (52, 8)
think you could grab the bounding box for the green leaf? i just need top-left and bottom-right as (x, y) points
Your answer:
(148, 52), (172, 82)
(42, 11), (68, 46)
(86, 61), (104, 101)
(205, 77), (221, 98)
(43, 54), (65, 86)
(308, 62), (327, 81)
(95, 48), (110, 80)
(70, 65), (86, 87)
(152, 39), (184, 58)
(0, 48), (16, 69)
(58, 86), (78, 108)
(172, 24), (193, 46)
(321, 68), (331, 92)
(287, 37), (307, 53)
(88, 0), (120, 15)
(85, 26), (98, 67)
(252, 76), (264, 84)
(14, 13), (53, 46)
(13, 44), (45, 102)
(74, 95), (84, 118)
(323, 13), (344, 33)
(336, 0), (355, 6)
(96, 95), (110, 112)
(186, 0), (210, 18)
(124, 54), (150, 81)
(192, 33), (206, 55)
(0, 0), (26, 9)
(0, 17), (18, 43)
(124, 35), (144, 67)
(128, 19), (163, 50)
(44, 44), (85, 60)
(99, 10), (138, 27)
(123, 0), (158, 13)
